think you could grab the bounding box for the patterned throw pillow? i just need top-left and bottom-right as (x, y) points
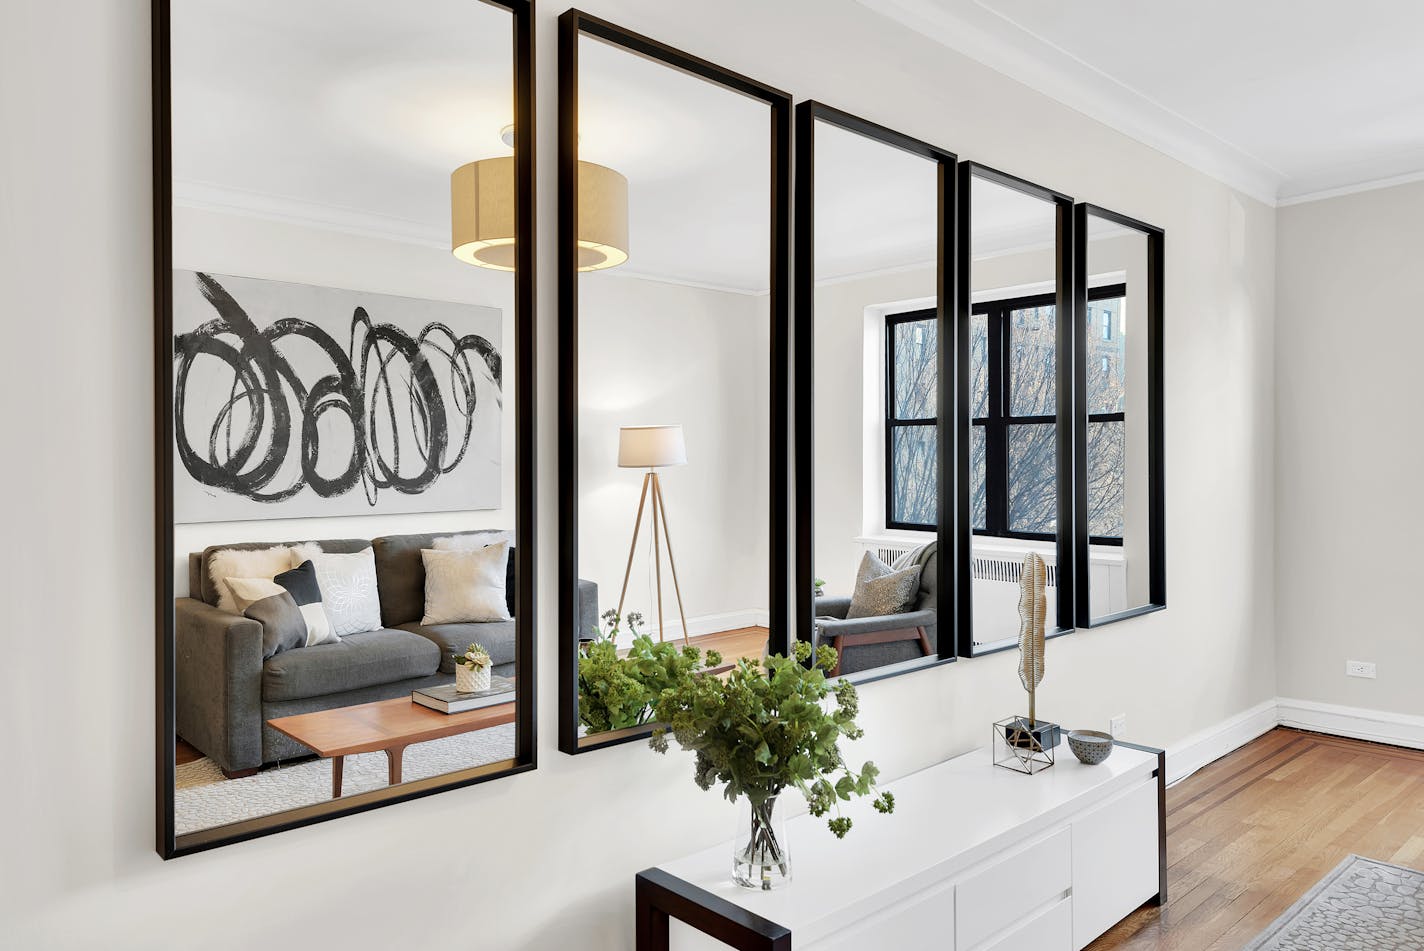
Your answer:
(224, 560), (336, 654)
(845, 551), (923, 619)
(307, 548), (383, 637)
(421, 542), (511, 625)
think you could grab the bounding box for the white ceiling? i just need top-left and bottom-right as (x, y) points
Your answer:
(173, 0), (1107, 294)
(860, 0), (1424, 204)
(174, 0), (1047, 294)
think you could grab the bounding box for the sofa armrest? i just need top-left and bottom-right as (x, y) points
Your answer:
(813, 608), (938, 642)
(814, 596), (852, 620)
(577, 579), (600, 641)
(174, 597), (264, 774)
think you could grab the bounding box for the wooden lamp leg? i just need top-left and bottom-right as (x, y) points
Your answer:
(652, 474), (691, 645)
(617, 472), (653, 623)
(651, 471), (665, 641)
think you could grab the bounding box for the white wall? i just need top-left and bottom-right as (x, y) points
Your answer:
(0, 0), (1277, 948)
(169, 207), (519, 596)
(1276, 181), (1424, 717)
(578, 274), (771, 636)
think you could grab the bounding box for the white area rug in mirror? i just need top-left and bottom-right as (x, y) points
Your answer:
(174, 723), (516, 836)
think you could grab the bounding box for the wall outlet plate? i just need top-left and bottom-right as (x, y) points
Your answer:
(1109, 714), (1127, 738)
(1346, 660), (1377, 679)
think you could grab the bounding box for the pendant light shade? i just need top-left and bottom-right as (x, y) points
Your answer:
(451, 152), (628, 272)
(451, 157), (517, 270)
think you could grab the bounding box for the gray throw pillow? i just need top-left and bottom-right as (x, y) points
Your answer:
(242, 590), (309, 659)
(846, 551), (923, 619)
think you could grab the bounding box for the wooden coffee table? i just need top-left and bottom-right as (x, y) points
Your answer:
(267, 695), (516, 798)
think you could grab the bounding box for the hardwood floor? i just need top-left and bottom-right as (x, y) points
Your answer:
(681, 626), (769, 667)
(1090, 727), (1424, 950)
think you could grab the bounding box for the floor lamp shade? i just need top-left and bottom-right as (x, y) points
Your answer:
(451, 157), (628, 271)
(619, 425), (687, 469)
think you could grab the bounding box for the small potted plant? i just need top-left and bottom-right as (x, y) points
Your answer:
(813, 577), (826, 599)
(454, 643), (492, 693)
(650, 641), (894, 891)
(578, 611), (720, 733)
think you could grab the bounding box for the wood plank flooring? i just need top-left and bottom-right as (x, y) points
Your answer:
(1090, 727), (1424, 950)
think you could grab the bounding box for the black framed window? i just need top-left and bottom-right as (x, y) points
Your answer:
(885, 309), (938, 530)
(886, 284), (1125, 543)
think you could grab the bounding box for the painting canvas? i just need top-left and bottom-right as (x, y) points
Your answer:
(172, 270), (502, 523)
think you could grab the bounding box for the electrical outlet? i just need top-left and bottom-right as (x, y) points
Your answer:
(1346, 660), (1377, 679)
(1109, 714), (1127, 738)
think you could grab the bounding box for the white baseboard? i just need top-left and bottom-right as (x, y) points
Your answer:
(1165, 699), (1280, 786)
(1161, 697), (1424, 787)
(1277, 697), (1424, 751)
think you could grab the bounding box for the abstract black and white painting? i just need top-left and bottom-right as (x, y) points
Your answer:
(173, 270), (502, 523)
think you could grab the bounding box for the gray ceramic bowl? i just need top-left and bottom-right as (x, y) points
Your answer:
(1067, 729), (1114, 765)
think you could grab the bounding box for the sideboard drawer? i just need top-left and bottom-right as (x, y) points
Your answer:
(956, 827), (1071, 950)
(981, 896), (1072, 951)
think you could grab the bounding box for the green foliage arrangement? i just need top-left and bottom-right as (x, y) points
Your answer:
(650, 640), (894, 839)
(578, 611), (722, 733)
(454, 643), (491, 671)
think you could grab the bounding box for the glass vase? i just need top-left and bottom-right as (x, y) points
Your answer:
(732, 793), (792, 890)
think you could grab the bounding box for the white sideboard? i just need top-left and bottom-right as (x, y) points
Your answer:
(636, 741), (1165, 951)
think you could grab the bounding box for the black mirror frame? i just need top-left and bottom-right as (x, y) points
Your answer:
(792, 101), (959, 684)
(556, 10), (792, 754)
(153, 0), (538, 859)
(1071, 203), (1166, 628)
(954, 162), (1076, 657)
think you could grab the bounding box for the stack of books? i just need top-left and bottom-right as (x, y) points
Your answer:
(413, 675), (515, 714)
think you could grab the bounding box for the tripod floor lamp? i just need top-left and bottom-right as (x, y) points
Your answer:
(616, 424), (689, 644)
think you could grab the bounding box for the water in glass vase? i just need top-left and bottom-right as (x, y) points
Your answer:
(732, 793), (791, 890)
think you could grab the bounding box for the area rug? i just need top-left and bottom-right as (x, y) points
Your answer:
(1243, 854), (1424, 950)
(174, 723), (516, 836)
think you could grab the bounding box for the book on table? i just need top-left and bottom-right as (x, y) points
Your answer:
(413, 676), (515, 714)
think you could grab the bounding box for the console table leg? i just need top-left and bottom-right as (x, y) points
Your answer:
(331, 755), (344, 799)
(635, 889), (670, 951)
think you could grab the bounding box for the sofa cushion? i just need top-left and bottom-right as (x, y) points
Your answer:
(372, 530), (511, 627)
(261, 628), (441, 702)
(398, 619), (517, 673)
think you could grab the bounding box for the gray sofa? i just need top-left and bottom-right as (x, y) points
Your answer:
(813, 543), (938, 677)
(176, 531), (598, 776)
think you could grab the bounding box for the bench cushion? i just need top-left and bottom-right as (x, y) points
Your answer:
(262, 628), (441, 702)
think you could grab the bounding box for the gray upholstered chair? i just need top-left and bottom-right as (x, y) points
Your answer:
(812, 543), (937, 677)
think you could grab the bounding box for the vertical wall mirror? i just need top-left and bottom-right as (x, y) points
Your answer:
(793, 102), (956, 682)
(1073, 205), (1165, 626)
(558, 11), (791, 752)
(155, 0), (535, 857)
(955, 164), (1074, 656)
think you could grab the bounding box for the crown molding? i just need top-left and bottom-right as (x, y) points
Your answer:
(857, 0), (1284, 206)
(1276, 168), (1424, 208)
(173, 181), (448, 250)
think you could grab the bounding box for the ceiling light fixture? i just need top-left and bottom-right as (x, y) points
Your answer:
(452, 125), (628, 271)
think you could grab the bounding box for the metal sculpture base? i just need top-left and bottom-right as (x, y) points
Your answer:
(993, 716), (1058, 775)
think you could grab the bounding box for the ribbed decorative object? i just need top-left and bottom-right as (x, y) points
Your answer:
(1018, 552), (1047, 727)
(456, 665), (491, 693)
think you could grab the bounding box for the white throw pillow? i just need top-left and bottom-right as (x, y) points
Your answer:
(431, 530), (515, 551)
(308, 548), (383, 636)
(208, 543), (320, 615)
(421, 542), (511, 625)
